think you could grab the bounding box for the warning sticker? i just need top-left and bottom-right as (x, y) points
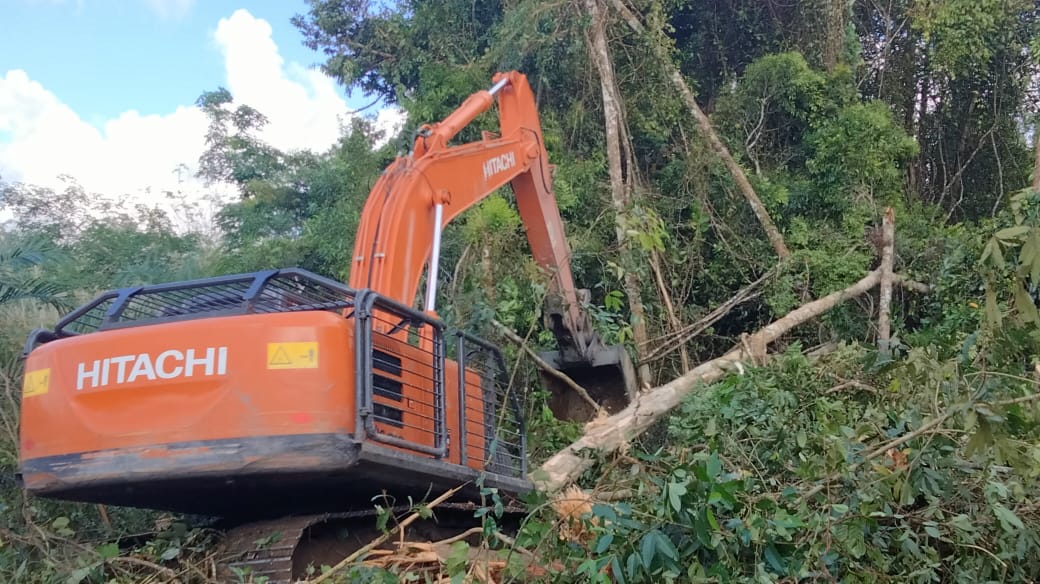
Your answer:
(23, 369), (50, 397)
(267, 342), (319, 369)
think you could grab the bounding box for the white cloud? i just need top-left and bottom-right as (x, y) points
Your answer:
(0, 68), (210, 204)
(0, 9), (406, 227)
(213, 9), (350, 153)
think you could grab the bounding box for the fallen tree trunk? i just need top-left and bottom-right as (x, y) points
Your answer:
(532, 269), (884, 492)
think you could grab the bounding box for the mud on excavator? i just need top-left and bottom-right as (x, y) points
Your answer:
(17, 71), (637, 581)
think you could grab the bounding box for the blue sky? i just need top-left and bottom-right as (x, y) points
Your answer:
(0, 0), (363, 125)
(0, 0), (402, 210)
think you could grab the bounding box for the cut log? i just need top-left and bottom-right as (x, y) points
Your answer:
(532, 270), (883, 492)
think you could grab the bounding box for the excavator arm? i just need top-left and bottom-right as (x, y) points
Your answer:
(348, 71), (636, 417)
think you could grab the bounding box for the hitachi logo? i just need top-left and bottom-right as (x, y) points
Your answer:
(482, 152), (516, 180)
(76, 347), (228, 390)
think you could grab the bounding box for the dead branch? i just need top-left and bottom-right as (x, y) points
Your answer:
(107, 556), (184, 584)
(896, 276), (932, 294)
(649, 250), (690, 372)
(642, 268), (771, 363)
(878, 207), (895, 355)
(533, 270), (883, 492)
(305, 485), (463, 584)
(606, 0), (790, 260)
(492, 319), (603, 416)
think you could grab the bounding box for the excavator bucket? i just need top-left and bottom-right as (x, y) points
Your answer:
(538, 344), (638, 423)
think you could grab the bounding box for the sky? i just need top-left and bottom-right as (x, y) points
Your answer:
(0, 0), (403, 215)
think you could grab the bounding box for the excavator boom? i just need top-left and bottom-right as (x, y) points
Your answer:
(350, 71), (636, 417)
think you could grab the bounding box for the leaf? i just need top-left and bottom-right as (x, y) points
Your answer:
(994, 504), (1025, 532)
(595, 533), (614, 554)
(446, 541), (469, 576)
(706, 506), (719, 531)
(667, 481), (687, 513)
(611, 556), (626, 584)
(640, 531), (657, 569)
(65, 567), (94, 584)
(1014, 283), (1039, 323)
(764, 544), (786, 574)
(985, 286), (1002, 327)
(160, 547), (181, 561)
(982, 238), (1005, 269)
(96, 543), (119, 559)
(654, 531), (679, 562)
(706, 452), (722, 479)
(995, 225), (1029, 241)
(592, 503), (617, 522)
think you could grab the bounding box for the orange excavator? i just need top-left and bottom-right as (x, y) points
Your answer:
(18, 71), (636, 580)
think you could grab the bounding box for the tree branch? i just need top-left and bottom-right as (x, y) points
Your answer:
(492, 319), (604, 416)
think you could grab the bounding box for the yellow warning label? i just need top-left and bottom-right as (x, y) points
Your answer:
(267, 342), (319, 369)
(23, 369), (50, 397)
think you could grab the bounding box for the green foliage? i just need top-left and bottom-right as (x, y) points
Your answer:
(804, 101), (920, 216)
(979, 187), (1040, 345)
(910, 0), (1035, 79)
(517, 343), (1040, 581)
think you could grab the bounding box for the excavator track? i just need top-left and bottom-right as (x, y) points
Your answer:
(219, 502), (526, 583)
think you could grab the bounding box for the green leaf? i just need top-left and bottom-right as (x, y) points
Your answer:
(994, 504), (1025, 532)
(982, 238), (1005, 269)
(1014, 283), (1039, 323)
(160, 547), (181, 561)
(985, 286), (1002, 327)
(446, 541), (469, 576)
(96, 543), (120, 559)
(66, 567), (93, 584)
(706, 506), (719, 531)
(667, 481), (687, 513)
(640, 531), (657, 569)
(595, 533), (614, 554)
(706, 453), (722, 479)
(995, 226), (1029, 241)
(654, 531), (679, 561)
(592, 503), (617, 522)
(611, 556), (626, 584)
(764, 544), (787, 574)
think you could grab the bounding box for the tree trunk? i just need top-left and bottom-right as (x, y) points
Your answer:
(584, 0), (652, 386)
(1033, 122), (1040, 191)
(877, 208), (895, 355)
(533, 269), (884, 492)
(822, 0), (847, 72)
(606, 0), (791, 261)
(481, 233), (495, 303)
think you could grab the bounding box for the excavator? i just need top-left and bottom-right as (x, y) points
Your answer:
(17, 71), (637, 581)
